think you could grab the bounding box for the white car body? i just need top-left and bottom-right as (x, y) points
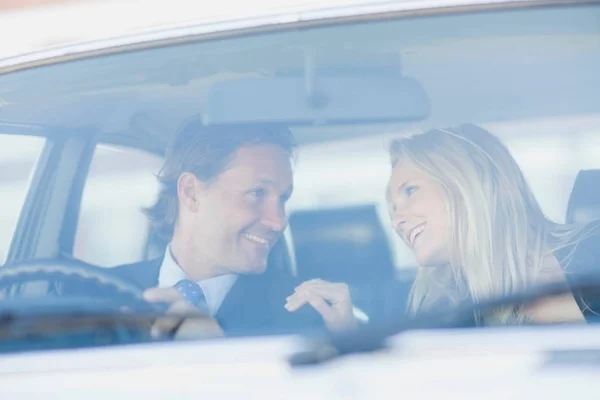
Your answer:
(1, 325), (600, 399)
(1, 0), (600, 398)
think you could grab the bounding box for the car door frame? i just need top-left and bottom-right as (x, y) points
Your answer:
(3, 122), (99, 264)
(57, 132), (166, 263)
(3, 120), (166, 266)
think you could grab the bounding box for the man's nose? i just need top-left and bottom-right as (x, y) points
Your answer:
(261, 202), (287, 233)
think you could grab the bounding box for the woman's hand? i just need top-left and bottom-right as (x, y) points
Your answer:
(285, 278), (357, 332)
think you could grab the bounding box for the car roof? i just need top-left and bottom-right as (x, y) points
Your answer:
(1, 0), (597, 153)
(0, 0), (582, 72)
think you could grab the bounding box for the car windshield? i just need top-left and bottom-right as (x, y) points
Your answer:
(0, 1), (599, 352)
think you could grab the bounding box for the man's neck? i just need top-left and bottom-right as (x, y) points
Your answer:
(169, 235), (219, 282)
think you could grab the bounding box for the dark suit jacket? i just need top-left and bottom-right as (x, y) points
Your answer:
(109, 254), (326, 337)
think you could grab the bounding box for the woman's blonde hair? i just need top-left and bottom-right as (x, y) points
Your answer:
(389, 123), (585, 324)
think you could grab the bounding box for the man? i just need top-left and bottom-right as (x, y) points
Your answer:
(112, 117), (356, 337)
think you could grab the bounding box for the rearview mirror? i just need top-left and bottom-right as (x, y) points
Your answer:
(203, 68), (430, 126)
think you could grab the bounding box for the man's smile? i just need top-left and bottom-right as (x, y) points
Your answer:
(243, 233), (271, 247)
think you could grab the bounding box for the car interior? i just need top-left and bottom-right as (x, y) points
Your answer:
(0, 3), (599, 333)
(566, 170), (600, 224)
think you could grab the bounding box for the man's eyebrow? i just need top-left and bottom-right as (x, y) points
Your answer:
(257, 179), (279, 188)
(258, 179), (293, 196)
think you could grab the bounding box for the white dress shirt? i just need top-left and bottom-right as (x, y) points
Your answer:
(157, 244), (238, 317)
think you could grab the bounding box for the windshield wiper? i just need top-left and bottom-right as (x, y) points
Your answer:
(289, 273), (600, 366)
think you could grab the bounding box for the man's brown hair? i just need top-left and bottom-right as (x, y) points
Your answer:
(144, 116), (297, 240)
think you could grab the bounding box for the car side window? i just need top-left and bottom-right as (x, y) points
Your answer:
(0, 134), (46, 264)
(73, 144), (163, 267)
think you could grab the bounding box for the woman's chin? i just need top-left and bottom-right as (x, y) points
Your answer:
(415, 250), (448, 267)
(418, 261), (440, 268)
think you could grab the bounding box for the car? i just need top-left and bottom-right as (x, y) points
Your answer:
(1, 0), (600, 398)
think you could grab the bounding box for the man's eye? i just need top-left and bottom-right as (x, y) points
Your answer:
(280, 193), (291, 204)
(248, 188), (266, 199)
(405, 185), (419, 197)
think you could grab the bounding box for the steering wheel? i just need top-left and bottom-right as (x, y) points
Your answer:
(0, 258), (160, 312)
(0, 258), (173, 348)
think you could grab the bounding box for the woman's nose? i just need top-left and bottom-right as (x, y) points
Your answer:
(391, 209), (408, 232)
(392, 214), (406, 231)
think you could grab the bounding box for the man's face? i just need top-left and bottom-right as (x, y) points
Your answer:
(189, 144), (293, 275)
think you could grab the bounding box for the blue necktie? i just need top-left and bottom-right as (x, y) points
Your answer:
(175, 279), (210, 315)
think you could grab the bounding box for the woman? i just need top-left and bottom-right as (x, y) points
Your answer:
(386, 123), (600, 325)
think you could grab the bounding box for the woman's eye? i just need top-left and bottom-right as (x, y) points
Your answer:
(405, 185), (419, 197)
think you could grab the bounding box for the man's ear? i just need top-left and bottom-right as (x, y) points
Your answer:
(177, 172), (205, 213)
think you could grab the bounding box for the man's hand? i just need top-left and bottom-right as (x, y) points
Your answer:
(143, 287), (224, 339)
(285, 278), (357, 332)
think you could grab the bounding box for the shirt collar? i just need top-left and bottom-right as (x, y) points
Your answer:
(157, 244), (238, 316)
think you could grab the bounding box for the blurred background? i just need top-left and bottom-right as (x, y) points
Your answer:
(0, 0), (71, 10)
(0, 0), (347, 59)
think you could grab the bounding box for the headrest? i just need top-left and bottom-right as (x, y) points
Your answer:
(566, 169), (600, 223)
(288, 205), (395, 284)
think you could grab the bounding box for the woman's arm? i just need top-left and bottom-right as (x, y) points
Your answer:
(523, 292), (586, 324)
(523, 254), (586, 324)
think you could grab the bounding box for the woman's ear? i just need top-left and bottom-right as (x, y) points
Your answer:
(177, 172), (204, 213)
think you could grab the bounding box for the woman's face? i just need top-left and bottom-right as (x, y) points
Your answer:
(387, 161), (451, 266)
